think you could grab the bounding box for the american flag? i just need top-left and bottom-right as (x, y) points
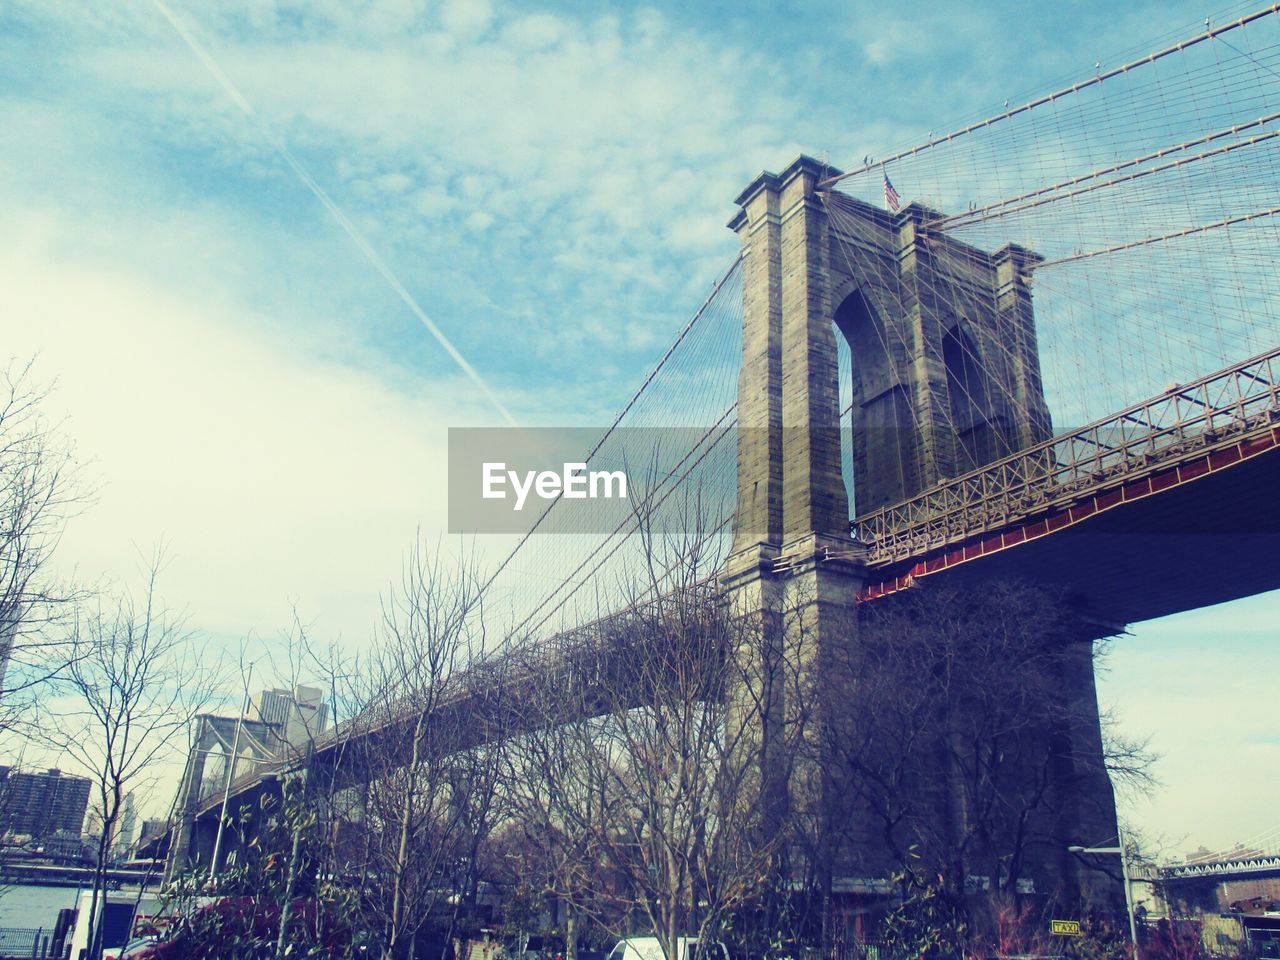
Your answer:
(883, 171), (900, 212)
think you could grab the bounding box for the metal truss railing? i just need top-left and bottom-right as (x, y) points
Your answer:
(853, 346), (1280, 566)
(1158, 854), (1280, 879)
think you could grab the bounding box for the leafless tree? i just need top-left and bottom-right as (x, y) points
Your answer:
(0, 358), (84, 734)
(819, 579), (1155, 930)
(502, 652), (627, 955)
(158, 543), (513, 960)
(503, 503), (782, 960)
(347, 538), (502, 960)
(251, 618), (364, 960)
(43, 559), (221, 960)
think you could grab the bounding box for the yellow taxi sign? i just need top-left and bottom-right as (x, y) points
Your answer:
(1050, 919), (1082, 936)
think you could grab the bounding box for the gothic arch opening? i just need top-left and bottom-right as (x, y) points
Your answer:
(833, 289), (913, 515)
(943, 321), (1003, 473)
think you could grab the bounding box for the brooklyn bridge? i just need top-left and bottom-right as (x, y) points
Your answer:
(147, 5), (1280, 925)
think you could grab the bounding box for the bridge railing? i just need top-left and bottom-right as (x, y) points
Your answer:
(1159, 853), (1280, 879)
(853, 346), (1280, 565)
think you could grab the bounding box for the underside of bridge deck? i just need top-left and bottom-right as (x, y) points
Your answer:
(864, 442), (1280, 629)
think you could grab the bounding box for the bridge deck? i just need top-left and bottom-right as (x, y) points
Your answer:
(854, 347), (1280, 624)
(854, 347), (1280, 567)
(862, 436), (1280, 625)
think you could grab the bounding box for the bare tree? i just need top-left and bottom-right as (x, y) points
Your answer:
(503, 509), (780, 960)
(819, 579), (1154, 948)
(595, 588), (771, 957)
(44, 559), (220, 960)
(0, 358), (83, 734)
(503, 655), (626, 955)
(157, 543), (511, 960)
(349, 538), (497, 960)
(248, 619), (366, 960)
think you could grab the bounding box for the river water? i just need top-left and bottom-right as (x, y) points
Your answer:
(0, 883), (88, 931)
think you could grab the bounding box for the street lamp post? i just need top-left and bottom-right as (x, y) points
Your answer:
(1068, 837), (1140, 958)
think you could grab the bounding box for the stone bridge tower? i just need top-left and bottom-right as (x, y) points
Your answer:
(721, 156), (1121, 915)
(724, 154), (1053, 557)
(828, 191), (1053, 513)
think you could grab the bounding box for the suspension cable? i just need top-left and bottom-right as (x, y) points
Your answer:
(479, 255), (743, 594)
(1033, 206), (1280, 270)
(938, 112), (1280, 229)
(818, 3), (1280, 190)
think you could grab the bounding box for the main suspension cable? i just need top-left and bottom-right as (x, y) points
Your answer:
(818, 3), (1280, 190)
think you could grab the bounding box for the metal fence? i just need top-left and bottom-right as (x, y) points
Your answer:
(0, 927), (54, 959)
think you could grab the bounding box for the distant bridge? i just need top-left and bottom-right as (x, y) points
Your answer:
(1127, 827), (1280, 915)
(1160, 855), (1280, 881)
(0, 860), (159, 889)
(1157, 827), (1280, 882)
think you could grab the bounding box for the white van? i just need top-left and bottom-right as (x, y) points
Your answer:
(607, 936), (729, 960)
(66, 889), (167, 960)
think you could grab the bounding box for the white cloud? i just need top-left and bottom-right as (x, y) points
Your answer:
(372, 171), (414, 194)
(7, 0), (838, 384)
(81, 6), (787, 254)
(503, 12), (566, 50)
(438, 0), (494, 38)
(412, 184), (462, 217)
(1101, 593), (1280, 853)
(0, 213), (494, 647)
(863, 39), (892, 66)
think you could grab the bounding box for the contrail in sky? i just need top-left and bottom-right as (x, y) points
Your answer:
(149, 0), (519, 427)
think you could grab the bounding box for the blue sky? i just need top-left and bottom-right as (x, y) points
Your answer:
(1, 0), (1276, 851)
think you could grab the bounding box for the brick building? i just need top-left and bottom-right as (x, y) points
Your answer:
(0, 766), (91, 838)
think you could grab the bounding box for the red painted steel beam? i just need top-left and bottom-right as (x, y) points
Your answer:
(858, 425), (1280, 602)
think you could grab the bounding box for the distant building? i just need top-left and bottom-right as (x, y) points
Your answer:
(137, 818), (167, 845)
(0, 619), (14, 693)
(0, 767), (91, 839)
(113, 792), (136, 858)
(250, 685), (328, 747)
(41, 829), (92, 865)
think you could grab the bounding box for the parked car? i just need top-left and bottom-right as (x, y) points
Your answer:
(606, 936), (729, 960)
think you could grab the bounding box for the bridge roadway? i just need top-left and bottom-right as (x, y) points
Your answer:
(146, 596), (710, 866)
(853, 345), (1280, 624)
(0, 860), (160, 888)
(152, 346), (1280, 869)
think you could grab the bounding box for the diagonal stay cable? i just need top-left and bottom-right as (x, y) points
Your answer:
(939, 113), (1280, 229)
(1034, 206), (1280, 269)
(819, 3), (1280, 190)
(479, 255), (743, 595)
(510, 402), (739, 641)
